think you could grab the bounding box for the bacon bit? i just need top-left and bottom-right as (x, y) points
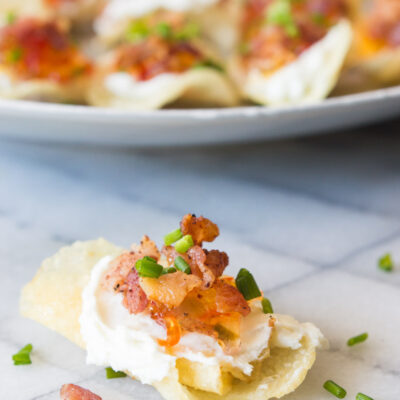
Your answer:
(131, 235), (160, 261)
(0, 18), (91, 83)
(187, 246), (228, 288)
(214, 280), (251, 317)
(102, 252), (140, 291)
(204, 250), (229, 279)
(60, 384), (102, 400)
(157, 316), (182, 347)
(161, 245), (190, 266)
(140, 271), (202, 308)
(180, 214), (220, 245)
(121, 268), (149, 314)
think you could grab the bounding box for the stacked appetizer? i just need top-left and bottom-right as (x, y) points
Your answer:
(0, 0), (398, 109)
(21, 215), (327, 400)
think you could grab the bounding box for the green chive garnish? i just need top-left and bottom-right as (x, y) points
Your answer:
(347, 332), (368, 347)
(126, 19), (150, 42)
(174, 256), (191, 274)
(266, 0), (299, 38)
(105, 367), (127, 379)
(6, 11), (16, 25)
(261, 297), (274, 314)
(12, 344), (33, 365)
(135, 256), (163, 278)
(323, 380), (347, 398)
(235, 268), (262, 301)
(164, 228), (183, 246)
(175, 22), (200, 41)
(378, 253), (394, 272)
(7, 48), (22, 63)
(356, 393), (374, 400)
(175, 235), (194, 254)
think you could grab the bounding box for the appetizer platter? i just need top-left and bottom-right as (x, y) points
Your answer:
(0, 0), (399, 144)
(21, 215), (327, 400)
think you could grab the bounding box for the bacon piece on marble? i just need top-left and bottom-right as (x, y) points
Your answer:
(60, 384), (102, 400)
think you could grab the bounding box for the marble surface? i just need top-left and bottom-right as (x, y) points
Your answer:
(1, 121), (400, 400)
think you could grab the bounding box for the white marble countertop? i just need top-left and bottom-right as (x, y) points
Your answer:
(1, 122), (400, 400)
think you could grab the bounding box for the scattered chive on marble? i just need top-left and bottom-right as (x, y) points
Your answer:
(347, 332), (368, 347)
(12, 344), (33, 365)
(356, 393), (374, 400)
(378, 253), (394, 272)
(105, 367), (127, 379)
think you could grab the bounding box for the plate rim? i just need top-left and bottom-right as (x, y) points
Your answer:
(0, 85), (399, 122)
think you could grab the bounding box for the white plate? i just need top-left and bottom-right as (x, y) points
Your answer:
(1, 85), (400, 146)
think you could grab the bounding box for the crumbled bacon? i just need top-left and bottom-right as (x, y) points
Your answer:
(131, 235), (160, 261)
(0, 18), (91, 83)
(214, 280), (251, 317)
(60, 384), (102, 400)
(180, 214), (220, 245)
(113, 36), (205, 82)
(121, 268), (149, 314)
(102, 252), (148, 314)
(102, 216), (258, 348)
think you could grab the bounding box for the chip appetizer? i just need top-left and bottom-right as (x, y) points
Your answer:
(21, 214), (327, 400)
(345, 0), (400, 87)
(230, 0), (352, 105)
(0, 17), (92, 102)
(87, 9), (239, 109)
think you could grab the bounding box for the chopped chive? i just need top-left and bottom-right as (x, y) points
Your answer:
(175, 22), (200, 41)
(261, 297), (274, 314)
(347, 332), (368, 347)
(125, 19), (150, 42)
(105, 367), (127, 379)
(12, 344), (33, 365)
(6, 11), (17, 25)
(378, 253), (394, 272)
(175, 235), (194, 254)
(174, 256), (191, 274)
(135, 257), (163, 278)
(164, 228), (183, 246)
(266, 0), (299, 38)
(356, 393), (374, 400)
(162, 267), (177, 275)
(235, 268), (262, 301)
(7, 48), (22, 63)
(193, 59), (224, 72)
(155, 22), (173, 39)
(323, 380), (346, 399)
